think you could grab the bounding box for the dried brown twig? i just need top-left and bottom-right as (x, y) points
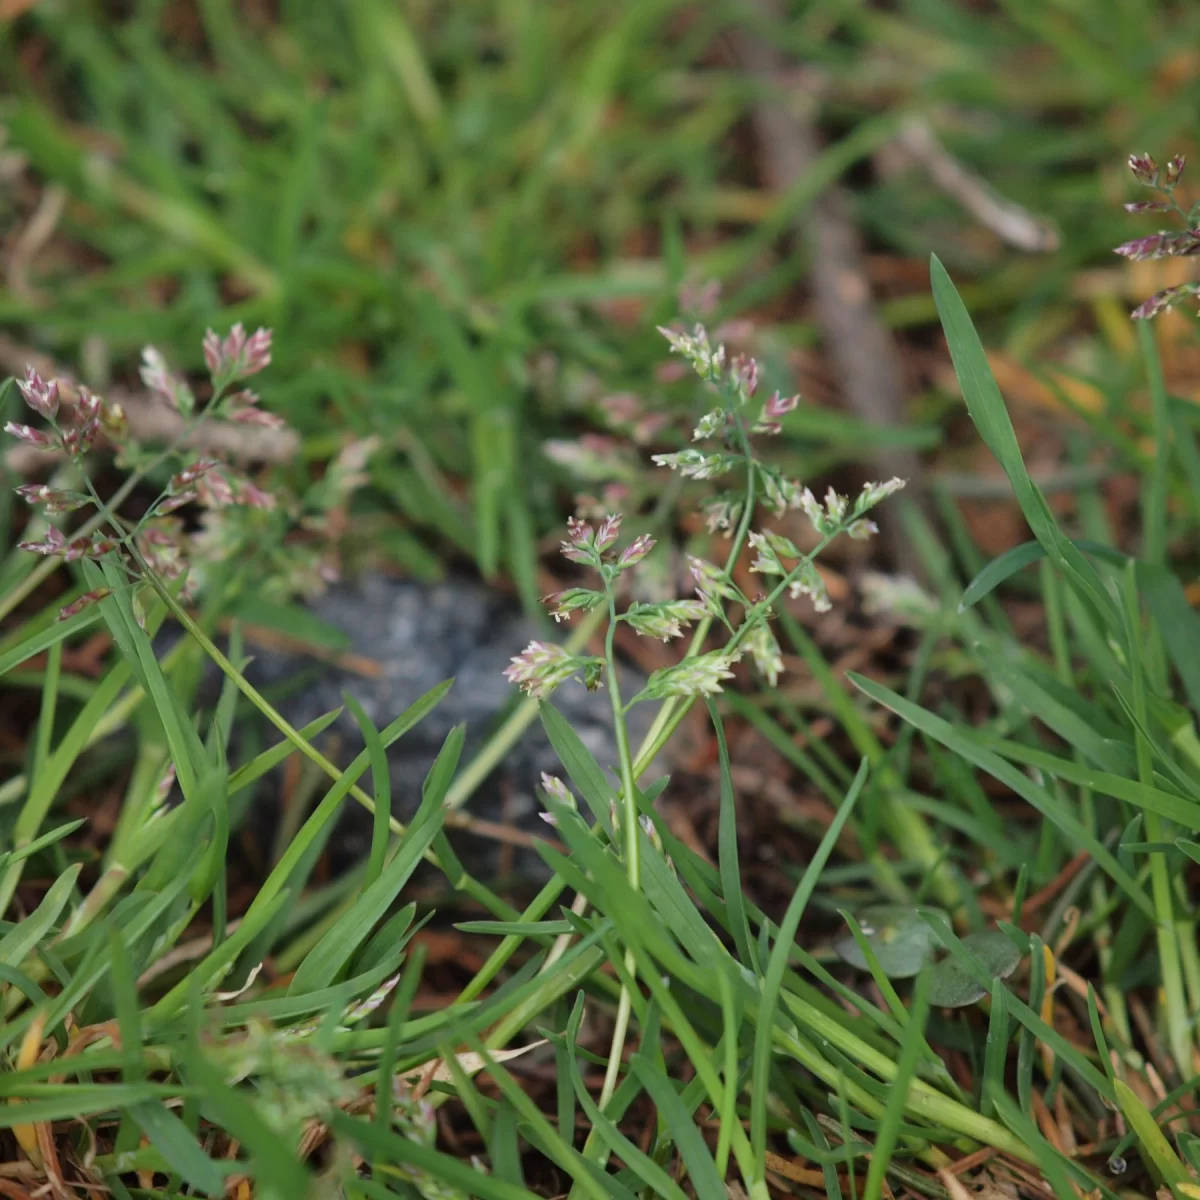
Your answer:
(887, 116), (1060, 253)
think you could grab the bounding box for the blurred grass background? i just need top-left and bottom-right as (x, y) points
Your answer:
(4, 0), (1199, 597)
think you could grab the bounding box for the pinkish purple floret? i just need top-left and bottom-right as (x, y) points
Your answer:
(17, 367), (60, 421)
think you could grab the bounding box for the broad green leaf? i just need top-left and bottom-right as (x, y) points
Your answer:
(1139, 561), (1200, 715)
(454, 920), (574, 937)
(975, 647), (1130, 774)
(834, 905), (944, 979)
(927, 932), (1022, 1008)
(456, 1026), (627, 1200)
(991, 1093), (1088, 1200)
(981, 980), (1010, 1118)
(982, 736), (1200, 828)
(0, 1083), (181, 1127)
(144, 890), (292, 1028)
(88, 560), (207, 801)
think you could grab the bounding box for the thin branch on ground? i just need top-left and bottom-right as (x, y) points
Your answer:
(736, 4), (922, 571)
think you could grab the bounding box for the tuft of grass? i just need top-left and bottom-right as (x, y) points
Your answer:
(3, 4), (1200, 1199)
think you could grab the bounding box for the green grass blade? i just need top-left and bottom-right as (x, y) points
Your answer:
(129, 1100), (224, 1194)
(850, 673), (1154, 918)
(862, 970), (930, 1200)
(930, 255), (1114, 621)
(751, 760), (868, 1181)
(345, 694), (392, 891)
(630, 1055), (727, 1200)
(707, 698), (754, 966)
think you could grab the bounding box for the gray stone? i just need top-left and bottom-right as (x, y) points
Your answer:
(243, 572), (661, 882)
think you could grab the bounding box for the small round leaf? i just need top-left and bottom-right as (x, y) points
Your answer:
(927, 931), (1022, 1008)
(834, 905), (944, 979)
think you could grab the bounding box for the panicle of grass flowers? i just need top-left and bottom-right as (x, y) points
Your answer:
(140, 346), (195, 415)
(1131, 283), (1200, 320)
(203, 322), (272, 383)
(542, 432), (640, 486)
(744, 620), (784, 687)
(752, 389), (800, 436)
(5, 323), (297, 615)
(58, 588), (112, 621)
(4, 420), (57, 449)
(639, 648), (741, 699)
(1118, 150), (1200, 320)
(595, 513), (622, 552)
(618, 533), (655, 568)
(622, 599), (708, 642)
(788, 560), (832, 612)
(539, 773), (576, 808)
(651, 448), (740, 480)
(16, 366), (59, 421)
(856, 477), (907, 512)
(18, 526), (116, 562)
(508, 320), (909, 725)
(500, 320), (915, 1134)
(656, 322), (726, 382)
(1113, 229), (1200, 262)
(226, 390), (287, 430)
(544, 586), (606, 622)
(503, 641), (604, 699)
(596, 393), (672, 446)
(692, 409), (728, 441)
(14, 484), (89, 514)
(638, 812), (665, 855)
(1128, 152), (1159, 186)
(561, 516), (602, 565)
(537, 773), (578, 826)
(701, 494), (743, 534)
(729, 352), (759, 403)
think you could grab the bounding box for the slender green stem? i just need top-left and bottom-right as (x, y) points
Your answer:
(595, 589), (641, 1111)
(0, 390), (231, 624)
(632, 522), (843, 776)
(630, 422), (758, 773)
(444, 608), (606, 813)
